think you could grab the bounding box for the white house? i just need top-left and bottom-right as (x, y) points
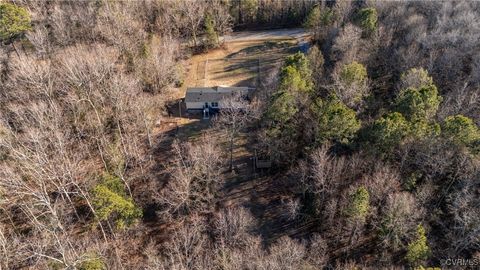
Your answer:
(185, 86), (250, 111)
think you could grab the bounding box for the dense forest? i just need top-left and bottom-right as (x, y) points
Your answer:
(0, 0), (479, 269)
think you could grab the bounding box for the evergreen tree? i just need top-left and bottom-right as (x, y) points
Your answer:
(0, 3), (31, 43)
(303, 5), (321, 29)
(365, 112), (411, 153)
(283, 52), (313, 91)
(346, 186), (370, 222)
(204, 12), (219, 48)
(340, 61), (367, 86)
(311, 95), (361, 144)
(406, 225), (430, 265)
(357, 7), (377, 36)
(395, 84), (442, 122)
(92, 173), (142, 229)
(442, 115), (480, 153)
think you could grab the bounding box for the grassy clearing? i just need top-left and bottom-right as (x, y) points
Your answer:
(183, 39), (298, 89)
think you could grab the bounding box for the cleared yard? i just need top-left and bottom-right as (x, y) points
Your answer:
(184, 34), (304, 91)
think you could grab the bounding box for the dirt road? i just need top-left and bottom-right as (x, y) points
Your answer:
(224, 28), (310, 42)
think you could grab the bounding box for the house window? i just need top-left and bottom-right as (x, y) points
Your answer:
(204, 102), (209, 108)
(211, 102), (218, 108)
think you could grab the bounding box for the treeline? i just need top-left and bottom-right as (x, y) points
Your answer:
(230, 0), (316, 29)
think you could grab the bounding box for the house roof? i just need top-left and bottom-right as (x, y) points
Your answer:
(185, 86), (250, 103)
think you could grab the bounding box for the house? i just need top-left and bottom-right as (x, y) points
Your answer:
(185, 86), (251, 111)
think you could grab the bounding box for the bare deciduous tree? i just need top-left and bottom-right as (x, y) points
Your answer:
(160, 137), (223, 218)
(213, 93), (257, 171)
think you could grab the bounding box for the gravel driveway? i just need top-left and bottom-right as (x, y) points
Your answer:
(223, 28), (311, 42)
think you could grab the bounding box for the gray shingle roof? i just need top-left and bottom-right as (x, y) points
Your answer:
(185, 87), (250, 102)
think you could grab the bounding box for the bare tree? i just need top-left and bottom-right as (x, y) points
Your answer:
(162, 215), (212, 270)
(160, 137), (223, 218)
(209, 0), (233, 36)
(213, 92), (257, 171)
(444, 175), (480, 257)
(174, 0), (206, 48)
(378, 192), (421, 252)
(331, 24), (362, 64)
(264, 236), (306, 270)
(213, 207), (254, 249)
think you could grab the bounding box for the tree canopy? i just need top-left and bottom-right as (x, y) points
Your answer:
(405, 225), (430, 265)
(92, 173), (142, 229)
(0, 3), (31, 43)
(282, 52), (313, 92)
(365, 112), (411, 152)
(311, 95), (361, 144)
(399, 68), (434, 90)
(395, 84), (442, 122)
(357, 8), (377, 36)
(345, 186), (370, 222)
(340, 61), (367, 86)
(442, 115), (480, 150)
(303, 5), (334, 29)
(204, 12), (218, 48)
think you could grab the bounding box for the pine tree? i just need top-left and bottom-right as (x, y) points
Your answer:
(92, 173), (142, 229)
(311, 95), (361, 145)
(0, 3), (31, 43)
(204, 12), (219, 48)
(357, 8), (377, 36)
(406, 224), (430, 265)
(346, 186), (370, 222)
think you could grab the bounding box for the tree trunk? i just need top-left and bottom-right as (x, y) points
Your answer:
(229, 136), (234, 171)
(11, 43), (20, 58)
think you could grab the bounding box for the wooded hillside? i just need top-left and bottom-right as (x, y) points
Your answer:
(0, 1), (479, 269)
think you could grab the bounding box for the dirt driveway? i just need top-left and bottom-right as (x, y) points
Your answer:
(224, 28), (310, 42)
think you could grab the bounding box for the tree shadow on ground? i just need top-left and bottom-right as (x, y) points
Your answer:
(226, 41), (294, 59)
(216, 127), (319, 248)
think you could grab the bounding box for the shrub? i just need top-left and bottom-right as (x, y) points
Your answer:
(311, 95), (361, 144)
(79, 255), (106, 270)
(0, 3), (31, 42)
(92, 173), (142, 229)
(405, 224), (430, 265)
